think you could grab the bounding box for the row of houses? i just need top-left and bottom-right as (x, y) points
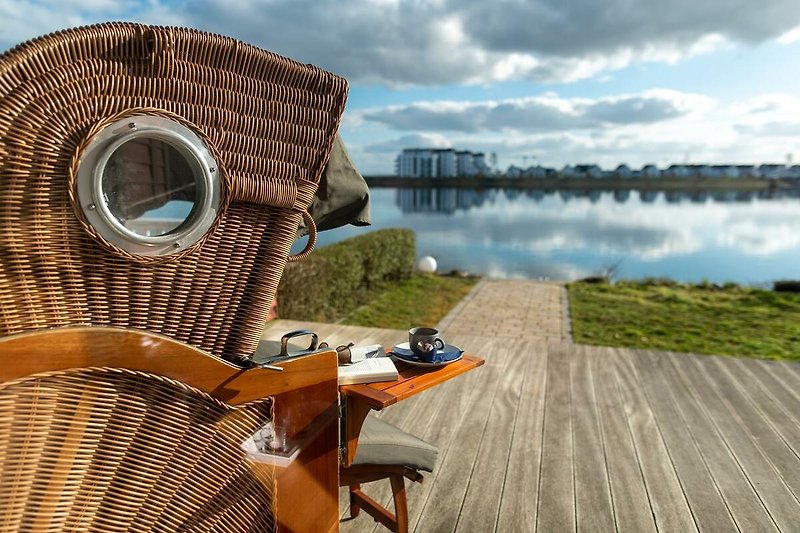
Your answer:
(395, 148), (491, 177)
(396, 147), (800, 179)
(506, 163), (800, 179)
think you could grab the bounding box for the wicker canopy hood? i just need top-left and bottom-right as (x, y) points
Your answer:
(0, 23), (349, 360)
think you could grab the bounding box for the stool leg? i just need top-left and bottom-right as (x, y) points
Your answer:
(389, 475), (409, 533)
(349, 484), (362, 518)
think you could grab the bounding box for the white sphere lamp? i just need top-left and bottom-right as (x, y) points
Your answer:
(417, 256), (437, 274)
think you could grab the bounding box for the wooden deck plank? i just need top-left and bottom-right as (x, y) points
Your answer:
(669, 354), (798, 531)
(569, 344), (615, 532)
(612, 348), (698, 532)
(627, 349), (738, 533)
(716, 356), (800, 458)
(411, 340), (510, 532)
(404, 336), (491, 507)
(650, 350), (777, 532)
(591, 346), (657, 533)
(733, 358), (800, 437)
(494, 342), (548, 533)
(268, 319), (800, 532)
(535, 343), (575, 533)
(746, 358), (800, 409)
(691, 355), (800, 503)
(456, 339), (529, 532)
(777, 360), (800, 384)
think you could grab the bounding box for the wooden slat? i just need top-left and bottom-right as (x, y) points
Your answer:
(339, 377), (468, 531)
(777, 359), (800, 384)
(669, 353), (798, 531)
(411, 340), (509, 532)
(536, 342), (575, 532)
(719, 356), (800, 457)
(590, 347), (657, 533)
(494, 341), (548, 532)
(272, 321), (800, 533)
(734, 358), (800, 438)
(570, 344), (615, 532)
(691, 355), (800, 502)
(386, 339), (492, 533)
(612, 348), (698, 532)
(648, 350), (777, 532)
(628, 349), (738, 533)
(749, 358), (800, 408)
(456, 338), (528, 532)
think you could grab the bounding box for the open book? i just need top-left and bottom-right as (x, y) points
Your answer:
(338, 356), (399, 386)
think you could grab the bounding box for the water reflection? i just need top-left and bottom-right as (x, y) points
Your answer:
(396, 188), (499, 214)
(310, 187), (800, 284)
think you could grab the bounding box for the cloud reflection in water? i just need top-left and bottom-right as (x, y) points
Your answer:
(310, 187), (800, 284)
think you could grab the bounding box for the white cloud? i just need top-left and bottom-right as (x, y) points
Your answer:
(359, 89), (711, 132)
(1, 0), (799, 86)
(346, 91), (800, 173)
(778, 25), (800, 44)
(364, 133), (452, 153)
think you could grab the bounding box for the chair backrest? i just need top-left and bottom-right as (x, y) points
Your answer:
(0, 326), (342, 533)
(0, 366), (276, 532)
(0, 22), (348, 360)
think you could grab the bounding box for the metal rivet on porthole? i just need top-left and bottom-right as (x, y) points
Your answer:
(128, 122), (136, 129)
(87, 204), (96, 210)
(209, 167), (216, 173)
(174, 242), (181, 248)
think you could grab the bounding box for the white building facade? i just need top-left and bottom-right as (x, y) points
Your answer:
(397, 148), (489, 177)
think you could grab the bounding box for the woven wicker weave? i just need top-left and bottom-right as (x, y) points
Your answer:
(0, 367), (276, 532)
(0, 23), (348, 360)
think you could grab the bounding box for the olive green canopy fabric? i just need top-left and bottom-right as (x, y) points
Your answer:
(306, 135), (371, 233)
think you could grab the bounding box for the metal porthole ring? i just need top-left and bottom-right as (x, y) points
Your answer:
(68, 108), (230, 263)
(287, 211), (317, 263)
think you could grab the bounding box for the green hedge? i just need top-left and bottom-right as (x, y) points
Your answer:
(277, 229), (416, 322)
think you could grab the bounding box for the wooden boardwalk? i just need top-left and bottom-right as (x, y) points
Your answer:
(265, 315), (800, 532)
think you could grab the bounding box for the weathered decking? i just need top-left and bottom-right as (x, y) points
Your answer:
(264, 281), (800, 532)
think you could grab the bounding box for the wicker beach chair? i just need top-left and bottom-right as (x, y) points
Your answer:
(0, 333), (280, 532)
(0, 23), (348, 531)
(0, 21), (348, 360)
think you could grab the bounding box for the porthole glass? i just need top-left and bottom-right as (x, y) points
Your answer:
(101, 138), (199, 237)
(75, 115), (221, 257)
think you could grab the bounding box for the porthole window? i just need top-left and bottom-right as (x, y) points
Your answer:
(76, 115), (221, 257)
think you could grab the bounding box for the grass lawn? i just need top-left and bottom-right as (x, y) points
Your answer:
(343, 274), (479, 329)
(568, 280), (800, 360)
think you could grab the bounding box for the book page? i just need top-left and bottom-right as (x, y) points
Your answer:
(338, 357), (398, 385)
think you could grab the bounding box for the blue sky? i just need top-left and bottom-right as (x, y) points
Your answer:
(3, 0), (799, 174)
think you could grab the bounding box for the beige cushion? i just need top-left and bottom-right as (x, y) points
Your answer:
(353, 415), (438, 472)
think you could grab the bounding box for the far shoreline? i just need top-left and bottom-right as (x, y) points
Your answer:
(364, 175), (798, 191)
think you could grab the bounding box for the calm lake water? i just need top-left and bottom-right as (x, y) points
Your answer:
(302, 187), (800, 285)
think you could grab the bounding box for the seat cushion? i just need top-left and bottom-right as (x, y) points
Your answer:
(353, 415), (438, 472)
